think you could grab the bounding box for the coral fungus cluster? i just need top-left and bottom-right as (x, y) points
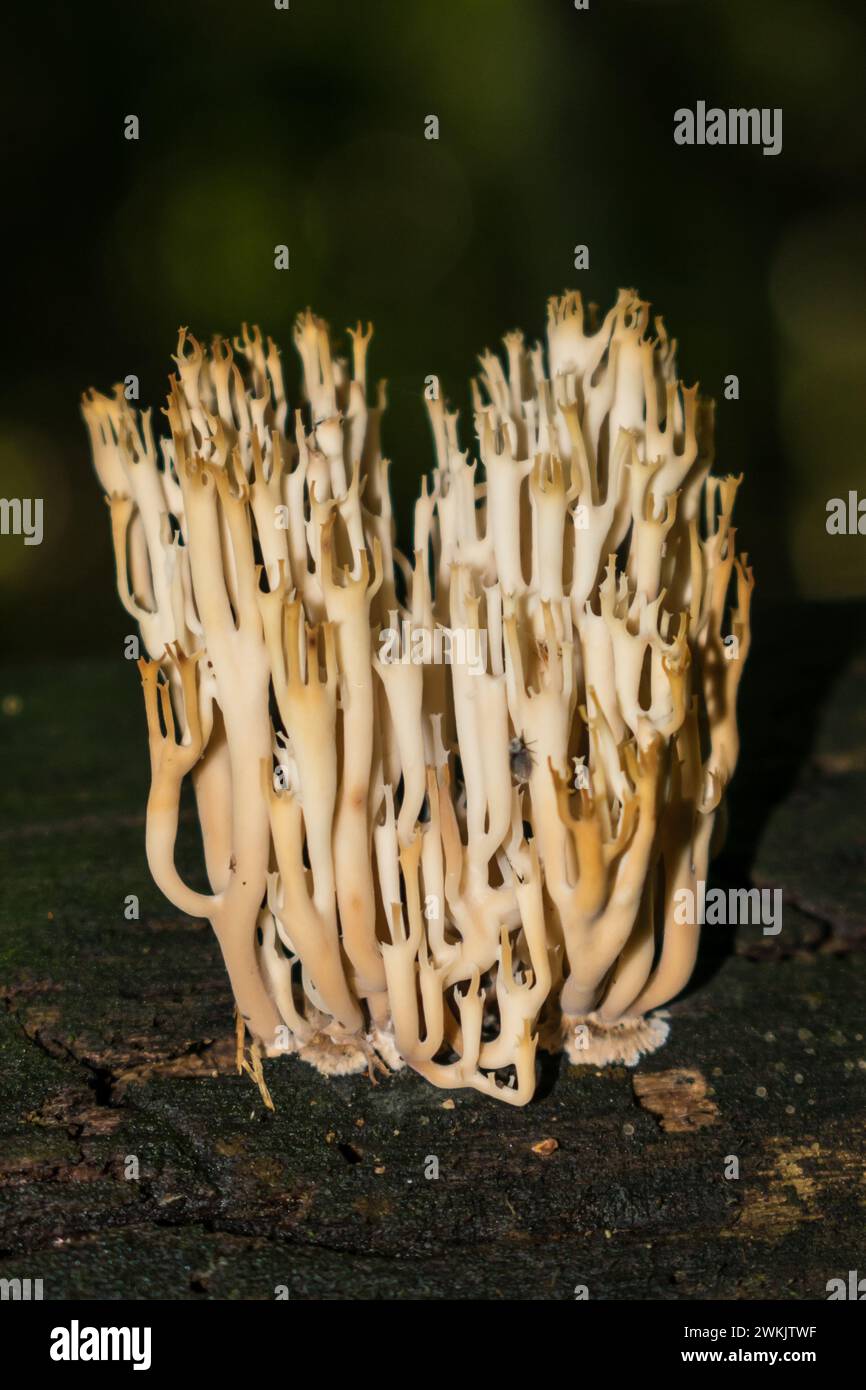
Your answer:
(82, 290), (753, 1105)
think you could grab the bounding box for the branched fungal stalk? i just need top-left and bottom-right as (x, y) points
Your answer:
(83, 290), (753, 1106)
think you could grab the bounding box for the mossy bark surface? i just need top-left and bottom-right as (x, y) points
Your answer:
(1, 601), (863, 1300)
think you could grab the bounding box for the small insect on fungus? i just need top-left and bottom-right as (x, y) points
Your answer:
(509, 734), (536, 784)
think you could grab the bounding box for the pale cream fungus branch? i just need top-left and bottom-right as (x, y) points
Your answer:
(83, 290), (753, 1104)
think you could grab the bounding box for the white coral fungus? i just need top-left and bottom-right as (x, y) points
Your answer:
(83, 290), (753, 1105)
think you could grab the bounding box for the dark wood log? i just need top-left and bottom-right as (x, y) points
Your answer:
(1, 601), (863, 1299)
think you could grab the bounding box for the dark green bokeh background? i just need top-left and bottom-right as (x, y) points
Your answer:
(2, 0), (864, 658)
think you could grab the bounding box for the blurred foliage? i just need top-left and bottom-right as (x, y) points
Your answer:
(1, 0), (864, 656)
